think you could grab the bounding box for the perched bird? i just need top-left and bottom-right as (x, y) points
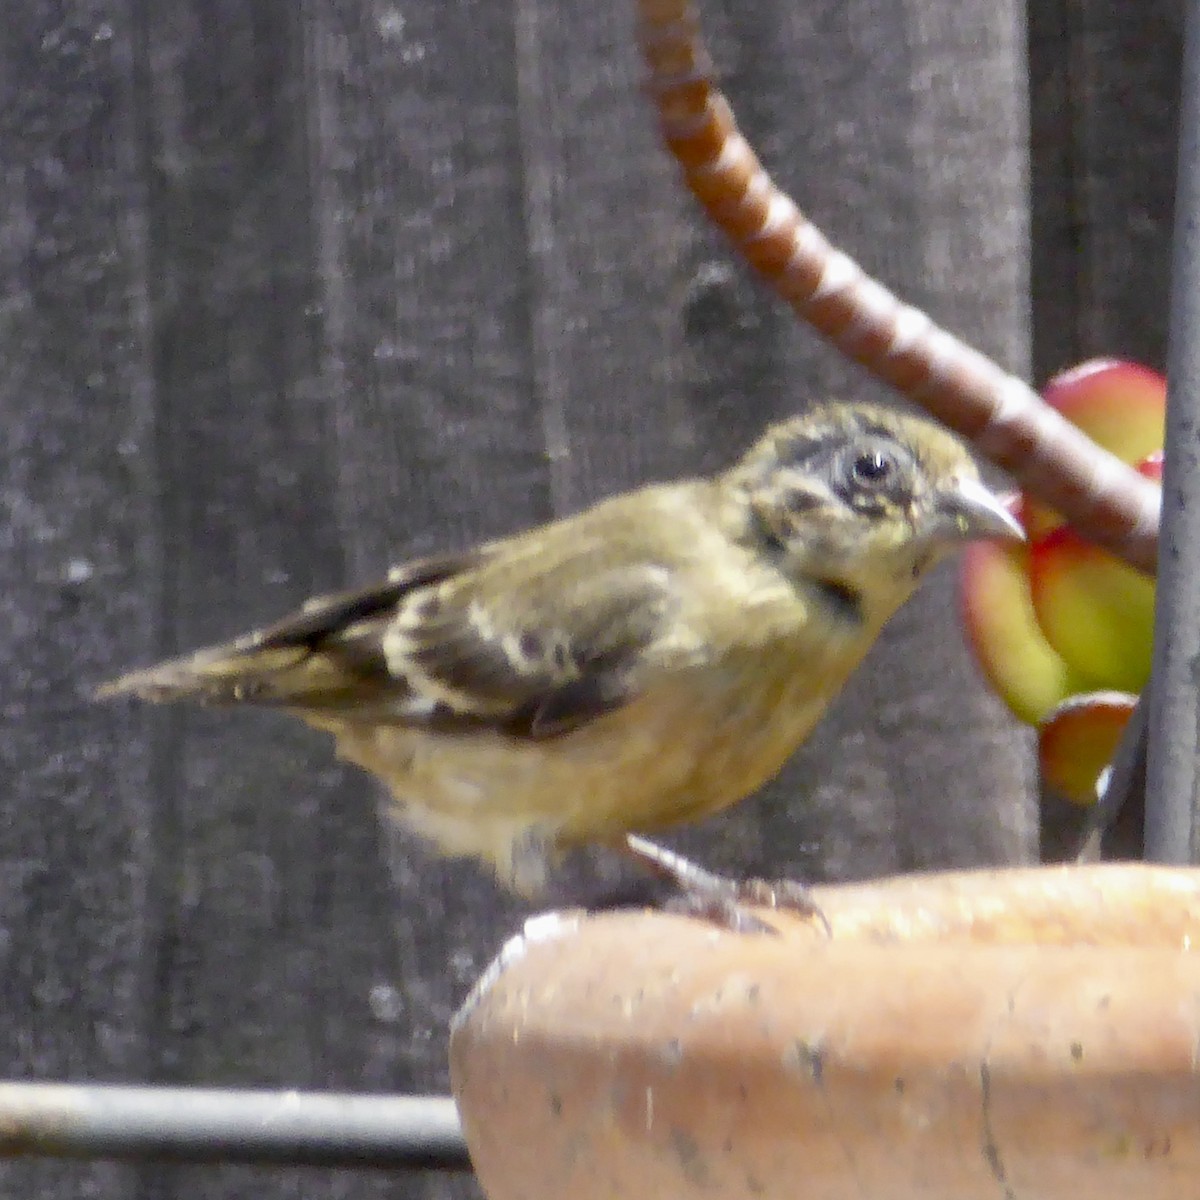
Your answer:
(99, 403), (1021, 901)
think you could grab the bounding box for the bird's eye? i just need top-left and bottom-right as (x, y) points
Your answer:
(851, 448), (895, 486)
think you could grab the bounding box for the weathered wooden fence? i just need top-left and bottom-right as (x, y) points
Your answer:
(0, 1), (1178, 1196)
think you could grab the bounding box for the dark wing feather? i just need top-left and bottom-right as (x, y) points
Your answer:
(388, 562), (678, 738)
(95, 552), (477, 708)
(99, 547), (680, 740)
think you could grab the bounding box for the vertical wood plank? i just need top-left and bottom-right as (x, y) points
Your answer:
(1030, 0), (1181, 377)
(0, 1), (156, 1196)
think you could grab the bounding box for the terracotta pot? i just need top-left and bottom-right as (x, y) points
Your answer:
(451, 864), (1200, 1200)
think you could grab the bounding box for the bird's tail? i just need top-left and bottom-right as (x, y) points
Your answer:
(94, 572), (436, 708)
(95, 638), (354, 707)
(96, 554), (475, 711)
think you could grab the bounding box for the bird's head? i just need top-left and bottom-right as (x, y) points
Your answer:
(727, 402), (1023, 625)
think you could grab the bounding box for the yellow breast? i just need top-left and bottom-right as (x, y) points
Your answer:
(311, 610), (870, 891)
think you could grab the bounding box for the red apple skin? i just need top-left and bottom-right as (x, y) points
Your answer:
(960, 501), (1095, 725)
(1024, 359), (1166, 539)
(1038, 691), (1137, 807)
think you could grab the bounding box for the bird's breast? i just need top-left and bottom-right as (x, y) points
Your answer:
(619, 635), (859, 830)
(314, 621), (867, 882)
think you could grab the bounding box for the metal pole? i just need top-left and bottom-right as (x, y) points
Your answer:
(0, 1084), (470, 1171)
(1145, 0), (1200, 863)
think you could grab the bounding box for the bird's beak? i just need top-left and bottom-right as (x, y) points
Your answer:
(935, 476), (1025, 543)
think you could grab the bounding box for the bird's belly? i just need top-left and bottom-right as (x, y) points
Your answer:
(313, 652), (848, 880)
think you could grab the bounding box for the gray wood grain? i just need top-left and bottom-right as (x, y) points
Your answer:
(1030, 0), (1180, 377)
(0, 1), (1176, 1197)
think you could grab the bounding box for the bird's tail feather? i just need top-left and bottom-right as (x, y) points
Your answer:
(94, 639), (340, 706)
(96, 554), (472, 709)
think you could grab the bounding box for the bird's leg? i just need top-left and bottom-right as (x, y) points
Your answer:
(506, 826), (556, 899)
(621, 835), (831, 936)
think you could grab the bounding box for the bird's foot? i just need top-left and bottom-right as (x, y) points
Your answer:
(622, 835), (831, 937)
(504, 826), (555, 899)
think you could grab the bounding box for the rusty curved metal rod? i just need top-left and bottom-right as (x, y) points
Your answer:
(634, 0), (1160, 575)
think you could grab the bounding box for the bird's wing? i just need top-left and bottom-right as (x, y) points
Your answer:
(98, 545), (683, 740)
(387, 556), (680, 737)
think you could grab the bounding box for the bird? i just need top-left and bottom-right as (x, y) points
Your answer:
(98, 402), (1022, 907)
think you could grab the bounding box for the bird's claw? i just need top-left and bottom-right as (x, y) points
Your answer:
(667, 873), (832, 937)
(621, 834), (831, 937)
(665, 889), (778, 936)
(724, 876), (833, 936)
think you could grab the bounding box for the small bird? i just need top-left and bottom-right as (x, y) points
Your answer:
(99, 403), (1021, 903)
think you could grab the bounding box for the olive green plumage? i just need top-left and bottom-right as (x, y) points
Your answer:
(100, 403), (1020, 894)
